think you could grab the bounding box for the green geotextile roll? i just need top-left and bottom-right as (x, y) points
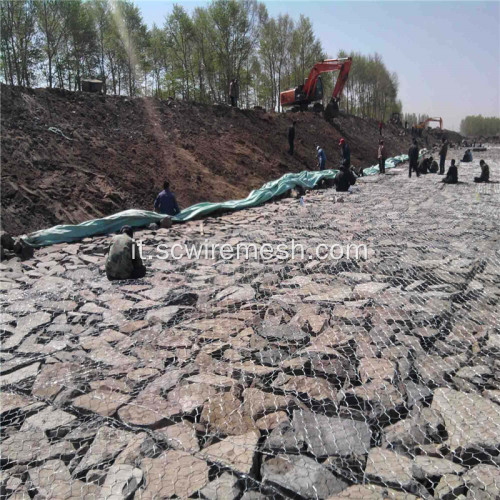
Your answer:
(24, 151), (420, 247)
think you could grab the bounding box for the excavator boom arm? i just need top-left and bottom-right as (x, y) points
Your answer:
(304, 58), (352, 101)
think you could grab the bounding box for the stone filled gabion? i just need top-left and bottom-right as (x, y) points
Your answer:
(1, 147), (499, 499)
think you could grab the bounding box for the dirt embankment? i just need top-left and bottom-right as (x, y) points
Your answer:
(1, 84), (457, 235)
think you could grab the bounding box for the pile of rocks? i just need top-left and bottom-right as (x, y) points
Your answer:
(1, 151), (499, 499)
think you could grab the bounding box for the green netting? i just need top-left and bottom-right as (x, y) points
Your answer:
(23, 152), (417, 247)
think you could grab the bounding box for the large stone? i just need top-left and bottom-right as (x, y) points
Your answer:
(157, 420), (200, 453)
(2, 312), (51, 349)
(273, 374), (337, 403)
(201, 392), (258, 436)
(293, 410), (371, 458)
(263, 421), (304, 453)
(256, 411), (289, 431)
(114, 432), (149, 466)
(99, 464), (143, 500)
(358, 357), (396, 383)
(32, 363), (80, 400)
(364, 448), (417, 491)
(72, 389), (131, 417)
(22, 406), (76, 432)
(382, 417), (428, 452)
(463, 464), (500, 499)
(167, 383), (218, 414)
(258, 321), (308, 344)
(200, 431), (260, 475)
(74, 426), (134, 474)
(343, 380), (405, 421)
(118, 392), (181, 428)
(0, 392), (43, 415)
(242, 388), (291, 420)
(215, 285), (255, 304)
(29, 460), (101, 499)
(431, 387), (500, 454)
(415, 354), (466, 386)
(434, 474), (466, 500)
(144, 305), (180, 324)
(199, 472), (241, 500)
(261, 454), (348, 498)
(412, 456), (465, 481)
(140, 450), (209, 498)
(0, 362), (40, 388)
(2, 429), (74, 464)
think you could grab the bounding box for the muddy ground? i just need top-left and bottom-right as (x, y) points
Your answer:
(1, 84), (458, 236)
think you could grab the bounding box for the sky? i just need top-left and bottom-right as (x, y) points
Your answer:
(138, 1), (499, 131)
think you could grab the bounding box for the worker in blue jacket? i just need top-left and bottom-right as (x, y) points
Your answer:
(316, 145), (327, 170)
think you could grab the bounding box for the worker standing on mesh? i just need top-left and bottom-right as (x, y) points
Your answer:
(378, 140), (386, 174)
(439, 137), (448, 175)
(408, 138), (419, 178)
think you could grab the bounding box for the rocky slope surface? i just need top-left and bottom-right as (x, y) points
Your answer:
(1, 147), (498, 499)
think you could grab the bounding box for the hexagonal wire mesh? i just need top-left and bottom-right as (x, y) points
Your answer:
(1, 147), (499, 499)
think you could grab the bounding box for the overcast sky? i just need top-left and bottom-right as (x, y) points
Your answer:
(138, 0), (499, 131)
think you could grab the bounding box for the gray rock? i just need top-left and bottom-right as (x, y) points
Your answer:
(0, 362), (40, 388)
(405, 381), (433, 408)
(200, 431), (259, 475)
(415, 354), (467, 386)
(261, 454), (348, 498)
(431, 388), (500, 454)
(463, 464), (500, 499)
(365, 448), (418, 491)
(22, 406), (76, 432)
(74, 426), (134, 474)
(140, 450), (210, 498)
(263, 421), (304, 453)
(98, 464), (143, 500)
(292, 410), (371, 458)
(412, 456), (465, 481)
(434, 474), (466, 500)
(258, 321), (308, 343)
(199, 472), (241, 500)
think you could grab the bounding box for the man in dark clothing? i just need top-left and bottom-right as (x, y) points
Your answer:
(378, 140), (386, 174)
(229, 79), (239, 107)
(442, 159), (458, 184)
(154, 181), (180, 216)
(429, 157), (439, 173)
(405, 121), (408, 131)
(288, 121), (296, 155)
(474, 160), (490, 183)
(339, 138), (351, 168)
(379, 121), (383, 136)
(439, 137), (448, 175)
(105, 226), (146, 281)
(417, 156), (430, 175)
(334, 165), (357, 192)
(462, 149), (473, 162)
(408, 139), (419, 178)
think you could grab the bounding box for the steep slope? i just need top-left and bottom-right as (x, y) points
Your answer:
(2, 84), (434, 235)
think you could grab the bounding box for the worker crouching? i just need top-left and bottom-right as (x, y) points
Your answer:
(105, 226), (146, 281)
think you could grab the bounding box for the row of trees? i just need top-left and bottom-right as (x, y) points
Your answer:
(460, 115), (500, 137)
(1, 0), (401, 118)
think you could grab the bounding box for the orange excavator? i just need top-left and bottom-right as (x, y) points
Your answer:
(280, 57), (352, 120)
(416, 117), (443, 130)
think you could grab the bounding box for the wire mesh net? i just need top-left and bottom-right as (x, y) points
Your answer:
(1, 147), (499, 499)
